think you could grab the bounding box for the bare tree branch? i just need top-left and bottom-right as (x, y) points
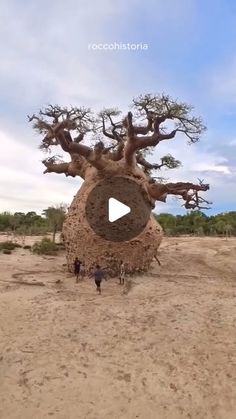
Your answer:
(122, 94), (206, 166)
(137, 153), (181, 174)
(123, 111), (178, 165)
(136, 153), (162, 172)
(52, 129), (106, 171)
(147, 181), (211, 210)
(102, 116), (115, 139)
(28, 105), (94, 146)
(132, 112), (154, 135)
(42, 154), (87, 178)
(98, 109), (125, 161)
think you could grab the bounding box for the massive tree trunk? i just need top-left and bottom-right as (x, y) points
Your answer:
(62, 165), (163, 276)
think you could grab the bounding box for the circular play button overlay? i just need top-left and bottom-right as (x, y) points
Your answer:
(85, 176), (151, 242)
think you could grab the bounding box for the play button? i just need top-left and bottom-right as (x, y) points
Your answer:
(108, 198), (130, 222)
(85, 176), (151, 242)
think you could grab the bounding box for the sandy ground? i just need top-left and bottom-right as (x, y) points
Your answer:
(0, 235), (236, 419)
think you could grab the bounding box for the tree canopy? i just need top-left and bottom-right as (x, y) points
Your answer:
(28, 93), (211, 210)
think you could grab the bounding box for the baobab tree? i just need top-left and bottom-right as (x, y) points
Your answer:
(29, 94), (211, 275)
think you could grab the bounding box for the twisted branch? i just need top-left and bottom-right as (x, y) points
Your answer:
(147, 181), (211, 210)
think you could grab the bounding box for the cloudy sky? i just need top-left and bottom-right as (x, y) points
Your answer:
(1, 0), (236, 215)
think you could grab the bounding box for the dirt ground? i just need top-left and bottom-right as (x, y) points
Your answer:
(0, 235), (236, 419)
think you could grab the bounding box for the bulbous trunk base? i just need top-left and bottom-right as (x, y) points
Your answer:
(62, 175), (163, 276)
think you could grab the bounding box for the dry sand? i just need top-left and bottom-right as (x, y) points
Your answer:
(0, 235), (236, 419)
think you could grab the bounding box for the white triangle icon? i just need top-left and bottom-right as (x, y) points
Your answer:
(108, 198), (131, 222)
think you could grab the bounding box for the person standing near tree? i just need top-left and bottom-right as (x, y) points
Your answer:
(119, 261), (126, 285)
(74, 257), (82, 283)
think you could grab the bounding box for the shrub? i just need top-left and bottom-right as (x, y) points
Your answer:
(23, 245), (32, 249)
(3, 249), (12, 254)
(0, 241), (22, 251)
(32, 237), (58, 255)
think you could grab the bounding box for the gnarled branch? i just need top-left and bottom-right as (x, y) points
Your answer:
(147, 181), (211, 210)
(123, 94), (206, 166)
(52, 129), (106, 170)
(124, 111), (177, 165)
(136, 153), (181, 175)
(42, 154), (87, 178)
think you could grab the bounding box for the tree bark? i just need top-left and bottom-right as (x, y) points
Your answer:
(62, 167), (163, 276)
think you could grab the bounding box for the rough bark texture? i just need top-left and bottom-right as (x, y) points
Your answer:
(62, 165), (163, 276)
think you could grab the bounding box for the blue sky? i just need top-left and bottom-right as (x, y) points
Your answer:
(0, 0), (236, 215)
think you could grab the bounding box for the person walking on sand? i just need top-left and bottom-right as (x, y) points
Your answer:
(93, 265), (105, 294)
(119, 261), (125, 285)
(74, 257), (82, 283)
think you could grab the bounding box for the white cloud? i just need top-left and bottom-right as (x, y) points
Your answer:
(151, 135), (231, 178)
(192, 163), (231, 175)
(0, 130), (81, 213)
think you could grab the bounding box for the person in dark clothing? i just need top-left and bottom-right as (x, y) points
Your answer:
(93, 265), (105, 294)
(74, 257), (82, 283)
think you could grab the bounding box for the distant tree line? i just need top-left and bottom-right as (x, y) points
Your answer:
(0, 205), (66, 242)
(154, 211), (236, 236)
(0, 209), (235, 238)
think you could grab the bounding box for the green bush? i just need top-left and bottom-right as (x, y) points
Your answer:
(32, 237), (58, 255)
(0, 241), (22, 251)
(3, 249), (12, 254)
(23, 245), (31, 249)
